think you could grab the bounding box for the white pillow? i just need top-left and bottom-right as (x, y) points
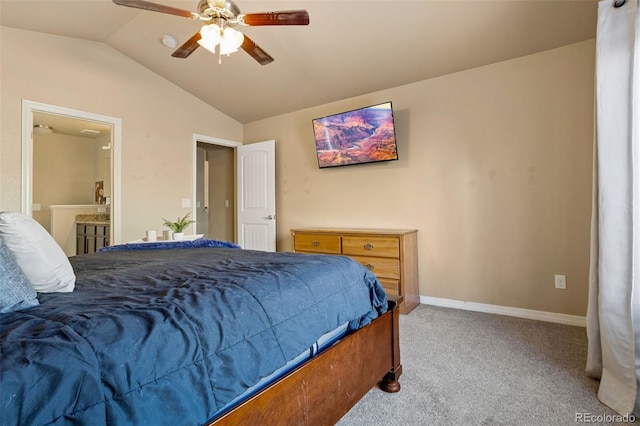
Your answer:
(0, 212), (75, 293)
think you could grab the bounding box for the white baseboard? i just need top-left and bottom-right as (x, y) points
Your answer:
(419, 296), (586, 327)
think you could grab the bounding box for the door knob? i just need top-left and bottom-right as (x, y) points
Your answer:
(263, 215), (276, 220)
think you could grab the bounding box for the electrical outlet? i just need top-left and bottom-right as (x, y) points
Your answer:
(555, 274), (567, 290)
(181, 198), (191, 208)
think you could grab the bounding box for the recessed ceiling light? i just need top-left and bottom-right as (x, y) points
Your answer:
(161, 35), (178, 48)
(81, 129), (101, 135)
(33, 124), (53, 135)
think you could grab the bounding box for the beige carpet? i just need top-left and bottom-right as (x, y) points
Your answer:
(337, 305), (632, 426)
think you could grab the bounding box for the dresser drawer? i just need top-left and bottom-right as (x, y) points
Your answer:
(342, 236), (399, 258)
(294, 233), (341, 254)
(377, 278), (400, 296)
(350, 255), (400, 280)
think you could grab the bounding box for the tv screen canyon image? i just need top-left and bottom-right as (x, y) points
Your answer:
(312, 102), (398, 168)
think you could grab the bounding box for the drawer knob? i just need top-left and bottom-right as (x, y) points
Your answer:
(365, 264), (374, 270)
(312, 241), (320, 247)
(364, 243), (374, 250)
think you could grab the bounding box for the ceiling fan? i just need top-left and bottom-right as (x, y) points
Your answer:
(112, 0), (310, 65)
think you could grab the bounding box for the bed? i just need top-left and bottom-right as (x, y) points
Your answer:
(0, 238), (402, 425)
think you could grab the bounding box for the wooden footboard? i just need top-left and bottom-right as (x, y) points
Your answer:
(208, 298), (402, 425)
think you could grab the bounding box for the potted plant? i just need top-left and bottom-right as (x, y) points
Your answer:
(162, 212), (195, 241)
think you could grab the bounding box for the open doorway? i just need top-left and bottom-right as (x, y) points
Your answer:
(22, 100), (122, 251)
(193, 135), (241, 243)
(192, 135), (276, 251)
(196, 142), (235, 242)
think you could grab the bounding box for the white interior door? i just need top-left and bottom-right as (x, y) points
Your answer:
(237, 140), (276, 251)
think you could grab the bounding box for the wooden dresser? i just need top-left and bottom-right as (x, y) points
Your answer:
(291, 228), (419, 314)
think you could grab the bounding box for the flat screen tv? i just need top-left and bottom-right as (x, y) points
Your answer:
(312, 101), (398, 169)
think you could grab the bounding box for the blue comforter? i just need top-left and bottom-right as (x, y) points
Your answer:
(0, 247), (387, 425)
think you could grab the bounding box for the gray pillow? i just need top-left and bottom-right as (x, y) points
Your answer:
(0, 238), (39, 313)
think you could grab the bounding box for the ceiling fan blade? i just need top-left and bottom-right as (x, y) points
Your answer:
(112, 0), (195, 19)
(171, 32), (202, 58)
(241, 36), (274, 65)
(242, 10), (309, 26)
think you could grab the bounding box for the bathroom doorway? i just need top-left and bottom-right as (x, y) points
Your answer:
(22, 100), (122, 248)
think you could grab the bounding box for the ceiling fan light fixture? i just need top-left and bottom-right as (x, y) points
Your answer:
(219, 27), (244, 55)
(198, 24), (221, 53)
(198, 23), (244, 57)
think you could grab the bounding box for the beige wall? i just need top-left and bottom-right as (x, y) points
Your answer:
(0, 26), (594, 316)
(0, 27), (242, 242)
(32, 133), (99, 233)
(244, 40), (595, 316)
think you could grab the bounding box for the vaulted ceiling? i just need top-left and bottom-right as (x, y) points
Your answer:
(1, 0), (598, 123)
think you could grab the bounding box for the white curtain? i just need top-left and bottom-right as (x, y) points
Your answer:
(587, 0), (640, 416)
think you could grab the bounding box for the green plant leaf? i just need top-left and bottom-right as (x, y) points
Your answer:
(161, 212), (195, 233)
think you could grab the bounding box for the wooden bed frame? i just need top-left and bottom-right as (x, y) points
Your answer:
(207, 297), (403, 425)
